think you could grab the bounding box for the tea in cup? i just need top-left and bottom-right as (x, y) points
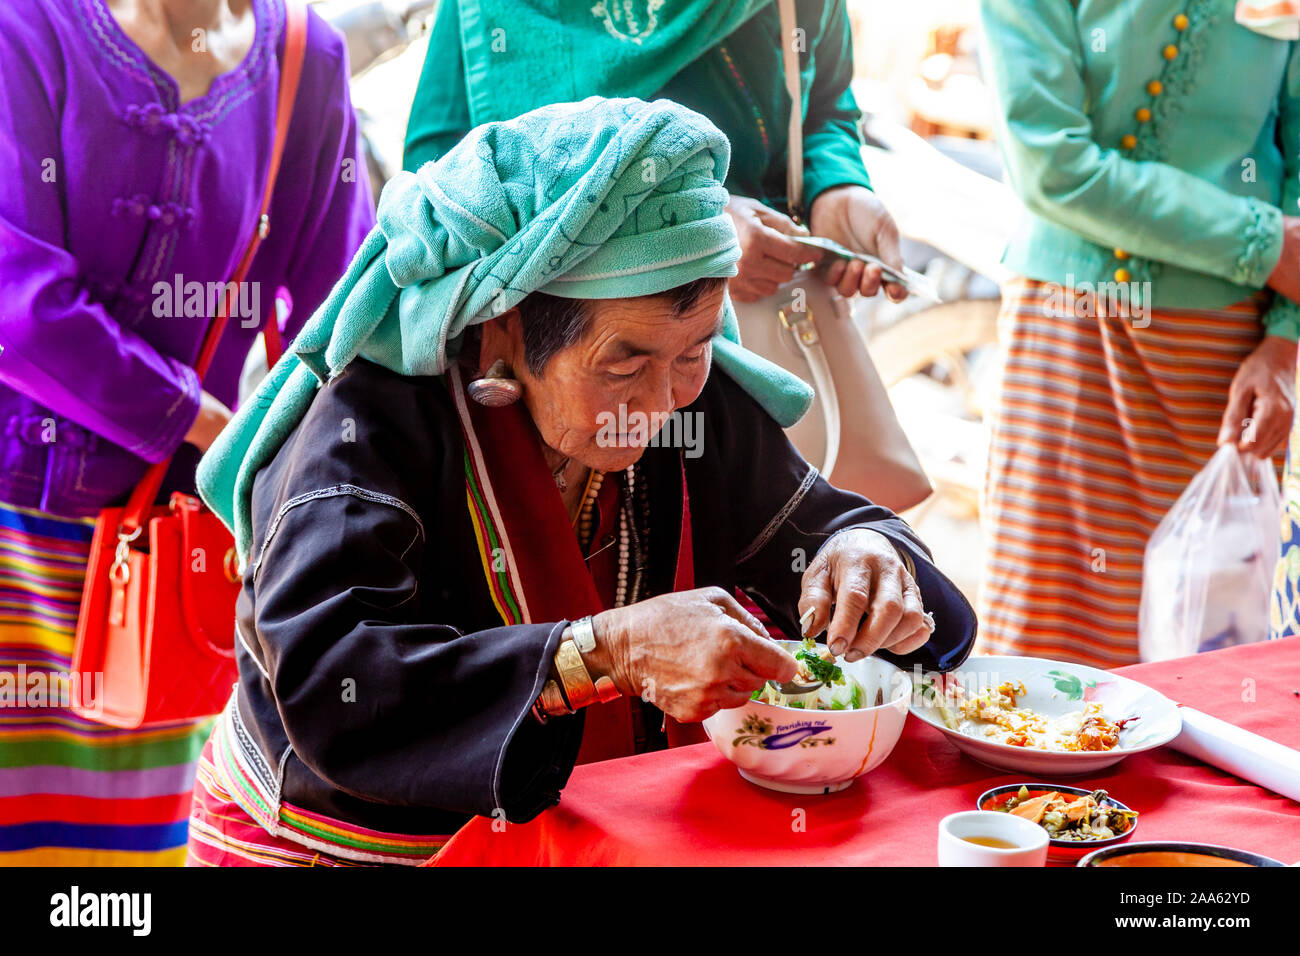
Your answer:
(938, 810), (1048, 866)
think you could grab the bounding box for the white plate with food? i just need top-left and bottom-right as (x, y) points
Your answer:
(909, 656), (1181, 774)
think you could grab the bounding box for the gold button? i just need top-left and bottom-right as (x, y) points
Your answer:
(1121, 133), (1138, 149)
(1147, 80), (1164, 96)
(1174, 13), (1189, 30)
(1163, 44), (1179, 60)
(1136, 107), (1152, 123)
(1115, 249), (1130, 260)
(1115, 268), (1132, 283)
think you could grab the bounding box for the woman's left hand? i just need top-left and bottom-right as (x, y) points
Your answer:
(808, 184), (908, 301)
(797, 528), (932, 662)
(1217, 334), (1297, 459)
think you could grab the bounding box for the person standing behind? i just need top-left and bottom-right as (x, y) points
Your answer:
(0, 0), (373, 865)
(404, 0), (909, 315)
(979, 0), (1300, 667)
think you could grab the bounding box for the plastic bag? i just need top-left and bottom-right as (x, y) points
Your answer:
(1138, 445), (1281, 662)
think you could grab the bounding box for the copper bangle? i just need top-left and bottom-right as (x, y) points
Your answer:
(593, 675), (620, 704)
(539, 679), (572, 717)
(554, 639), (599, 710)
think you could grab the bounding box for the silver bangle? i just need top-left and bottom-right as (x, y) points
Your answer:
(569, 615), (597, 654)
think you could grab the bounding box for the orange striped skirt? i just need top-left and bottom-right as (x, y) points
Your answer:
(979, 277), (1269, 668)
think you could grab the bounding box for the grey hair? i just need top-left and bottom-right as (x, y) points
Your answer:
(516, 276), (726, 376)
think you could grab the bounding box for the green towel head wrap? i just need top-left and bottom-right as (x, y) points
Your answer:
(197, 96), (813, 560)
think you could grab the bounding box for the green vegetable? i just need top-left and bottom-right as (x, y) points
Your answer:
(850, 682), (863, 710)
(795, 637), (843, 685)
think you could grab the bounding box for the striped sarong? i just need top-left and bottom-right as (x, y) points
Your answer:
(979, 278), (1269, 668)
(186, 701), (450, 866)
(185, 736), (367, 867)
(0, 501), (211, 865)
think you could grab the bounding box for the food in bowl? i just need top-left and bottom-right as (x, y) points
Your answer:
(749, 637), (869, 711)
(702, 647), (911, 794)
(989, 785), (1137, 842)
(977, 783), (1140, 862)
(921, 677), (1137, 752)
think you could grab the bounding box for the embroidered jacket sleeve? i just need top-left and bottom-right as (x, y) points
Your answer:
(242, 364), (583, 823)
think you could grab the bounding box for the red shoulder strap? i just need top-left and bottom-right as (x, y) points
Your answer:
(120, 0), (309, 535)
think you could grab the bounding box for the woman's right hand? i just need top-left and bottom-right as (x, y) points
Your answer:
(183, 390), (234, 453)
(724, 196), (823, 303)
(588, 587), (798, 723)
(1268, 215), (1300, 304)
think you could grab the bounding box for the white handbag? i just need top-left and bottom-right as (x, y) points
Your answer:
(729, 0), (931, 511)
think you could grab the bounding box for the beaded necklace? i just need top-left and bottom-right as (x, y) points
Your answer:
(574, 469), (604, 549)
(570, 464), (650, 608)
(618, 463), (651, 607)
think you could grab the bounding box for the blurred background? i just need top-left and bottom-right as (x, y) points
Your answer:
(314, 0), (1015, 603)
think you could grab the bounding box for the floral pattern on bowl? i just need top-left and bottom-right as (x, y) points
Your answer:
(703, 648), (911, 795)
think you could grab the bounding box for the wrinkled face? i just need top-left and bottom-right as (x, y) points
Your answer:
(478, 285), (726, 472)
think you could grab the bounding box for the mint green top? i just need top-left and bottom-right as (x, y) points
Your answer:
(980, 0), (1300, 339)
(404, 0), (872, 216)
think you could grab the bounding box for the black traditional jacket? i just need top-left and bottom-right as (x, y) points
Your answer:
(228, 358), (977, 844)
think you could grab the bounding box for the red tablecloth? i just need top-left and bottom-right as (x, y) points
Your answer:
(432, 638), (1300, 865)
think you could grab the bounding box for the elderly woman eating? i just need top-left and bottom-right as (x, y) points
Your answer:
(185, 98), (976, 866)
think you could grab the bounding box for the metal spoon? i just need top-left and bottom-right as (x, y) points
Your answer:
(767, 608), (827, 695)
(768, 677), (825, 696)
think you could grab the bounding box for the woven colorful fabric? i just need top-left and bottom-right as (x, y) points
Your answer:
(0, 503), (209, 865)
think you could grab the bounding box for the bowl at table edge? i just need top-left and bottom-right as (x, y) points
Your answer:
(701, 646), (910, 795)
(1078, 841), (1286, 867)
(977, 783), (1138, 863)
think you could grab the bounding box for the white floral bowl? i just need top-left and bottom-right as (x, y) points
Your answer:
(701, 646), (912, 794)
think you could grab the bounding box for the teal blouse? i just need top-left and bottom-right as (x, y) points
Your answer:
(980, 0), (1300, 339)
(403, 0), (872, 216)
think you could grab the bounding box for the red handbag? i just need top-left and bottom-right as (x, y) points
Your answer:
(71, 2), (307, 728)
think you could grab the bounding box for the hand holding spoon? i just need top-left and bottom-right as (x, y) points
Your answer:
(767, 607), (831, 695)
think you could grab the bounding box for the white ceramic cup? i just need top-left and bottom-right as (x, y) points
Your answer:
(937, 810), (1049, 867)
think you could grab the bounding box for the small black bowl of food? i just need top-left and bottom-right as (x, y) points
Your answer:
(977, 783), (1138, 863)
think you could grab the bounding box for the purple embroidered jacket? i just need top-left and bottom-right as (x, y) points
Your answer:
(0, 0), (374, 517)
